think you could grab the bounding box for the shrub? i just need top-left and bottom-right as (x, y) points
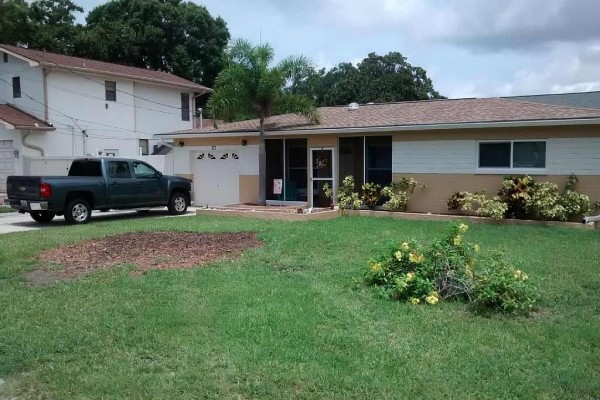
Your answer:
(471, 253), (540, 315)
(447, 191), (467, 211)
(363, 223), (538, 315)
(449, 174), (590, 222)
(381, 177), (419, 212)
(449, 191), (508, 220)
(361, 182), (382, 209)
(525, 181), (565, 221)
(498, 175), (535, 219)
(337, 176), (362, 213)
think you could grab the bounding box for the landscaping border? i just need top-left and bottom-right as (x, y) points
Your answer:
(196, 208), (339, 221)
(343, 210), (596, 229)
(196, 207), (596, 228)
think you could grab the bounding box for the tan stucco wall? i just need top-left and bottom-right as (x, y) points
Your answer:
(239, 175), (259, 204)
(395, 173), (600, 214)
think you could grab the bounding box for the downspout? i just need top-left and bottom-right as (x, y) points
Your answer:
(22, 130), (45, 156)
(42, 68), (50, 121)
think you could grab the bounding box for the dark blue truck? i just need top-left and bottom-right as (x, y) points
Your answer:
(5, 158), (192, 224)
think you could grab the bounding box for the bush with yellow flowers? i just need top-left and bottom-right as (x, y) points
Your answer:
(363, 222), (539, 315)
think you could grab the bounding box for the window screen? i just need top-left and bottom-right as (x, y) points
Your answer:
(105, 81), (116, 101)
(12, 76), (21, 98)
(181, 93), (190, 121)
(513, 142), (546, 168)
(479, 142), (511, 168)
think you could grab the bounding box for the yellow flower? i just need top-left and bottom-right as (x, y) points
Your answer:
(459, 223), (469, 233)
(371, 263), (382, 273)
(405, 272), (416, 282)
(473, 244), (480, 253)
(465, 266), (473, 278)
(401, 242), (410, 251)
(453, 235), (462, 247)
(410, 297), (421, 305)
(395, 251), (403, 261)
(425, 294), (439, 305)
(408, 252), (424, 264)
(513, 270), (529, 281)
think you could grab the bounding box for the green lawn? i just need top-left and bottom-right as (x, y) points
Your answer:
(0, 207), (14, 213)
(0, 215), (598, 399)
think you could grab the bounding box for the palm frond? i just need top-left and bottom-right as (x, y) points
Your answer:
(274, 93), (320, 125)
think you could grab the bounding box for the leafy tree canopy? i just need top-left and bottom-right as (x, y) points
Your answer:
(0, 0), (229, 87)
(292, 52), (444, 106)
(75, 0), (230, 87)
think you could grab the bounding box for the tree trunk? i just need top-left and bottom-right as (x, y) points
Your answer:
(257, 118), (267, 206)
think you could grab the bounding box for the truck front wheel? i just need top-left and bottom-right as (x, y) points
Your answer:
(30, 211), (56, 223)
(168, 192), (188, 215)
(64, 198), (92, 225)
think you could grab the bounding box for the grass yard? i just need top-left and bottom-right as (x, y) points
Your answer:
(0, 215), (598, 399)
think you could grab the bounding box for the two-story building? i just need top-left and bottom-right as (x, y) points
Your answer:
(0, 44), (211, 189)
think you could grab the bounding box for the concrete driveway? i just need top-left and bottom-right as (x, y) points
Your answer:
(0, 207), (197, 235)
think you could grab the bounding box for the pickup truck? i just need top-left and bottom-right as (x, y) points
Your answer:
(5, 157), (192, 224)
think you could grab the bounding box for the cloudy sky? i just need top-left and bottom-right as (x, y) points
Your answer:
(76, 0), (600, 99)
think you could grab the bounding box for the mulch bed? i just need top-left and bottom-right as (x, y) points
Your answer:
(32, 231), (261, 283)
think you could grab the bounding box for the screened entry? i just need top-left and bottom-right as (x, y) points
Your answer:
(338, 136), (392, 190)
(265, 138), (308, 203)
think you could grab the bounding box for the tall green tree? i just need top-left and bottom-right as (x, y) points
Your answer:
(28, 0), (83, 54)
(0, 0), (32, 45)
(75, 0), (230, 87)
(292, 52), (444, 106)
(208, 39), (319, 205)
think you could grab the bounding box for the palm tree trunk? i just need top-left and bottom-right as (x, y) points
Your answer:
(258, 118), (267, 206)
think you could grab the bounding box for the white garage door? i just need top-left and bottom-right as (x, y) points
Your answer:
(193, 150), (240, 206)
(0, 140), (15, 192)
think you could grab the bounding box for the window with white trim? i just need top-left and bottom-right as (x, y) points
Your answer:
(478, 141), (546, 169)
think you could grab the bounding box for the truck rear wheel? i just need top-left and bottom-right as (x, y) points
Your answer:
(168, 192), (188, 215)
(64, 198), (92, 225)
(30, 211), (56, 223)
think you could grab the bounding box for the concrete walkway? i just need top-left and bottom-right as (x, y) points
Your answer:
(0, 207), (197, 235)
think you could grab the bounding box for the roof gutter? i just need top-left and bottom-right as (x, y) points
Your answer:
(21, 130), (45, 156)
(155, 117), (600, 138)
(39, 63), (212, 93)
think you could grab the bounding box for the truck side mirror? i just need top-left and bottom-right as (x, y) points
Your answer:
(156, 171), (163, 179)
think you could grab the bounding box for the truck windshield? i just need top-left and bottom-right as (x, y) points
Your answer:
(68, 160), (102, 177)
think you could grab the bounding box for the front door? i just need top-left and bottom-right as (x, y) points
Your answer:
(310, 148), (335, 208)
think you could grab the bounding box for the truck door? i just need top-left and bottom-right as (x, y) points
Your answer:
(106, 160), (137, 206)
(132, 161), (167, 205)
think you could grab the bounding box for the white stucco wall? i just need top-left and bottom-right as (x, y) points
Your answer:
(0, 55), (45, 120)
(1, 52), (199, 162)
(392, 137), (600, 175)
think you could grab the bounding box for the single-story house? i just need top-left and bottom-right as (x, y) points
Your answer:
(156, 97), (600, 213)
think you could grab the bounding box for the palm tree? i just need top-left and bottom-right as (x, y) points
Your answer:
(208, 39), (320, 206)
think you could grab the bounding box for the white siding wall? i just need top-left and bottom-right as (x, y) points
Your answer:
(0, 56), (45, 120)
(392, 140), (476, 173)
(393, 137), (600, 175)
(546, 137), (600, 175)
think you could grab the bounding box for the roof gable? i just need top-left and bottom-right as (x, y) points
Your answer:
(0, 104), (54, 130)
(0, 44), (211, 93)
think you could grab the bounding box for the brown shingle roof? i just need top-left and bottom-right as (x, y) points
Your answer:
(0, 104), (53, 130)
(0, 44), (211, 92)
(176, 98), (600, 135)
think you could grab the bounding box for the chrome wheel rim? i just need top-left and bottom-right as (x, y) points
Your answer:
(72, 203), (88, 222)
(174, 196), (186, 212)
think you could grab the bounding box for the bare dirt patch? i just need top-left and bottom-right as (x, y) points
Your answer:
(32, 231), (261, 283)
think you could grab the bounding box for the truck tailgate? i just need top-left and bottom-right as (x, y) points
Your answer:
(6, 176), (41, 200)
